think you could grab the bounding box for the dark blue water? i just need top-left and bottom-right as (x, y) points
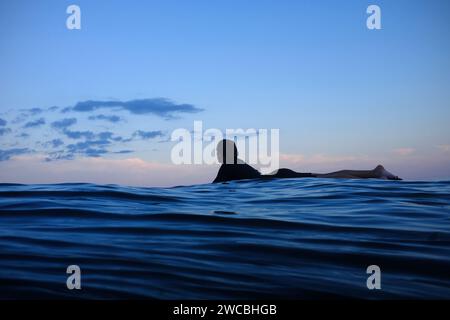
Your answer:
(0, 179), (449, 299)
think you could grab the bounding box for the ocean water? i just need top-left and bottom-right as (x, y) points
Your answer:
(0, 178), (449, 299)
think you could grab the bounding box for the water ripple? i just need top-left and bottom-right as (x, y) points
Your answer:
(0, 179), (449, 299)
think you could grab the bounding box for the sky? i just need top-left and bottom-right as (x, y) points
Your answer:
(1, 0), (450, 186)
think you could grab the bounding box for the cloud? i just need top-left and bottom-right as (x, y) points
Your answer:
(47, 133), (123, 160)
(12, 114), (28, 124)
(279, 152), (372, 173)
(49, 118), (122, 142)
(47, 139), (64, 148)
(46, 143), (108, 161)
(51, 119), (111, 141)
(16, 133), (30, 139)
(280, 153), (363, 165)
(43, 125), (126, 160)
(67, 140), (110, 150)
(88, 114), (122, 123)
(84, 148), (108, 157)
(61, 129), (121, 142)
(51, 118), (77, 129)
(392, 148), (415, 156)
(0, 155), (216, 187)
(62, 129), (95, 140)
(97, 131), (115, 140)
(24, 117), (46, 128)
(10, 108), (45, 125)
(132, 130), (165, 140)
(279, 153), (305, 164)
(45, 152), (74, 161)
(0, 128), (11, 136)
(0, 148), (31, 161)
(2, 101), (171, 161)
(23, 107), (43, 115)
(437, 144), (450, 152)
(65, 98), (203, 119)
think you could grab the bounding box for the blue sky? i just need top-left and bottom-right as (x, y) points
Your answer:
(1, 0), (449, 185)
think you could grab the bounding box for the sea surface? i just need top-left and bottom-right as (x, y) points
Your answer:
(0, 178), (449, 299)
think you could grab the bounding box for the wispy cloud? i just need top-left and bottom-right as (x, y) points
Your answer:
(44, 152), (74, 161)
(45, 130), (126, 160)
(97, 131), (121, 141)
(0, 155), (215, 186)
(46, 140), (110, 161)
(279, 153), (305, 164)
(279, 153), (372, 173)
(132, 130), (165, 140)
(62, 129), (95, 140)
(16, 133), (30, 139)
(88, 114), (122, 123)
(0, 148), (31, 161)
(392, 147), (415, 156)
(21, 107), (43, 116)
(48, 106), (59, 112)
(64, 98), (203, 119)
(24, 117), (46, 128)
(0, 128), (11, 136)
(437, 144), (450, 152)
(10, 108), (44, 125)
(50, 118), (96, 140)
(113, 150), (134, 154)
(45, 139), (64, 148)
(1, 97), (198, 163)
(280, 153), (363, 165)
(51, 118), (77, 129)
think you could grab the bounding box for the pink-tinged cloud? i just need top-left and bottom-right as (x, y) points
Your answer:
(0, 155), (217, 187)
(280, 151), (450, 181)
(1, 151), (450, 186)
(279, 153), (305, 164)
(437, 144), (450, 152)
(280, 153), (370, 167)
(278, 152), (377, 176)
(392, 148), (415, 156)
